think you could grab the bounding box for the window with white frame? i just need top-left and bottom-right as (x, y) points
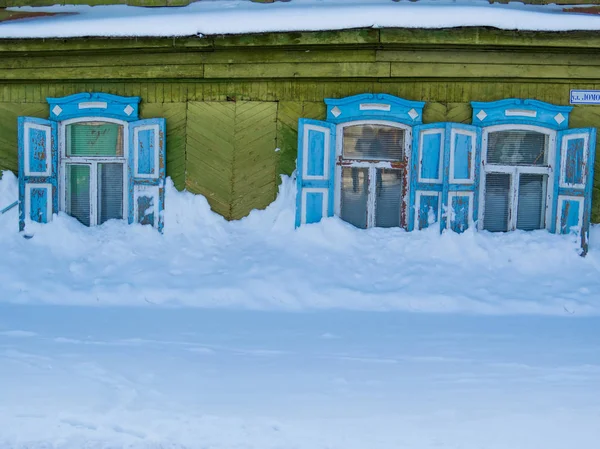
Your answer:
(481, 126), (554, 232)
(336, 122), (409, 229)
(18, 92), (166, 233)
(62, 119), (126, 226)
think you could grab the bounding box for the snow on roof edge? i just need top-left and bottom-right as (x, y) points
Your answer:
(3, 1), (600, 40)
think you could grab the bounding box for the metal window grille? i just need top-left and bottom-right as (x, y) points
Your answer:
(342, 124), (405, 161)
(98, 163), (124, 224)
(66, 122), (123, 157)
(374, 168), (402, 228)
(340, 166), (368, 229)
(65, 164), (91, 227)
(483, 173), (511, 232)
(487, 130), (547, 166)
(516, 174), (546, 231)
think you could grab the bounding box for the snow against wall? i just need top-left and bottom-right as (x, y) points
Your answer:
(1, 170), (599, 314)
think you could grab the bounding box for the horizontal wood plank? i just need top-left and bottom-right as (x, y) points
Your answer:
(204, 62), (391, 78)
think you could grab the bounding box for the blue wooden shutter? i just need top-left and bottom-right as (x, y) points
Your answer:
(295, 119), (336, 227)
(552, 128), (596, 247)
(128, 118), (166, 232)
(409, 124), (445, 231)
(444, 123), (481, 233)
(17, 117), (58, 231)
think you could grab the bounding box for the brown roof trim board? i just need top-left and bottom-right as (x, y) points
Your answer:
(0, 10), (77, 23)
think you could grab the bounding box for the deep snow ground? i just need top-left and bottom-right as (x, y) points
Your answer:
(1, 305), (600, 449)
(1, 170), (600, 314)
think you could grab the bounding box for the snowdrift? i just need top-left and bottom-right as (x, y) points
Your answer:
(1, 170), (599, 314)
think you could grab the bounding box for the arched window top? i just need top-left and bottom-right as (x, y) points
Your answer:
(324, 93), (425, 125)
(471, 98), (573, 130)
(47, 93), (141, 122)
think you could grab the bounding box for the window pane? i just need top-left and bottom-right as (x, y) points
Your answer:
(98, 163), (124, 225)
(487, 130), (547, 166)
(343, 124), (404, 161)
(375, 168), (402, 228)
(66, 164), (91, 227)
(340, 167), (368, 229)
(66, 122), (123, 157)
(517, 174), (546, 231)
(484, 173), (510, 232)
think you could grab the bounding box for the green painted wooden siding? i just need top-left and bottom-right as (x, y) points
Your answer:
(2, 28), (600, 221)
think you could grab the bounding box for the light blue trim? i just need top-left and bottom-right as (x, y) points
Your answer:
(471, 98), (573, 130)
(1, 200), (18, 215)
(17, 116), (58, 232)
(325, 93), (425, 125)
(47, 92), (141, 122)
(128, 118), (166, 233)
(295, 119), (336, 228)
(409, 123), (445, 231)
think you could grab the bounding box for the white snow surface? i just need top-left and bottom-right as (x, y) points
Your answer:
(3, 0), (600, 38)
(1, 169), (599, 315)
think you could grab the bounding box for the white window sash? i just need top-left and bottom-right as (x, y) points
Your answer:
(334, 120), (411, 228)
(479, 124), (556, 231)
(59, 117), (129, 226)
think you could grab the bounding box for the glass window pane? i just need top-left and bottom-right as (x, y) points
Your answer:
(98, 163), (124, 225)
(517, 174), (546, 231)
(487, 130), (547, 166)
(66, 164), (91, 227)
(340, 167), (368, 229)
(483, 173), (510, 232)
(66, 122), (123, 157)
(375, 168), (402, 228)
(342, 124), (405, 161)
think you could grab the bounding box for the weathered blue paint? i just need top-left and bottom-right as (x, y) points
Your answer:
(28, 127), (48, 174)
(470, 98), (572, 130)
(295, 94), (594, 245)
(442, 123), (481, 232)
(450, 195), (470, 234)
(559, 199), (581, 234)
(305, 192), (325, 225)
(128, 118), (166, 233)
(325, 94), (425, 125)
(452, 133), (472, 181)
(47, 93), (140, 122)
(17, 116), (58, 232)
(409, 124), (445, 231)
(564, 137), (585, 186)
(0, 200), (18, 215)
(295, 119), (336, 228)
(420, 132), (442, 181)
(137, 128), (156, 176)
(137, 195), (155, 226)
(552, 128), (596, 238)
(307, 129), (325, 177)
(417, 193), (440, 230)
(29, 186), (49, 223)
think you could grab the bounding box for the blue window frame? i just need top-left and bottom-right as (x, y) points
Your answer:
(18, 93), (166, 233)
(295, 94), (596, 250)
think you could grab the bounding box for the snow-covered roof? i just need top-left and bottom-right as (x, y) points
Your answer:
(2, 0), (600, 39)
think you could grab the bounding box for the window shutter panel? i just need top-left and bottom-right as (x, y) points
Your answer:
(128, 118), (166, 233)
(409, 124), (445, 231)
(295, 119), (336, 227)
(17, 117), (58, 232)
(444, 123), (481, 233)
(552, 128), (596, 250)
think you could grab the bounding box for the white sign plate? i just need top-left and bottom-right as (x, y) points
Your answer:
(570, 89), (600, 105)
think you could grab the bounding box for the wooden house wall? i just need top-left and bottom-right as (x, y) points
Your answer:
(1, 29), (600, 221)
